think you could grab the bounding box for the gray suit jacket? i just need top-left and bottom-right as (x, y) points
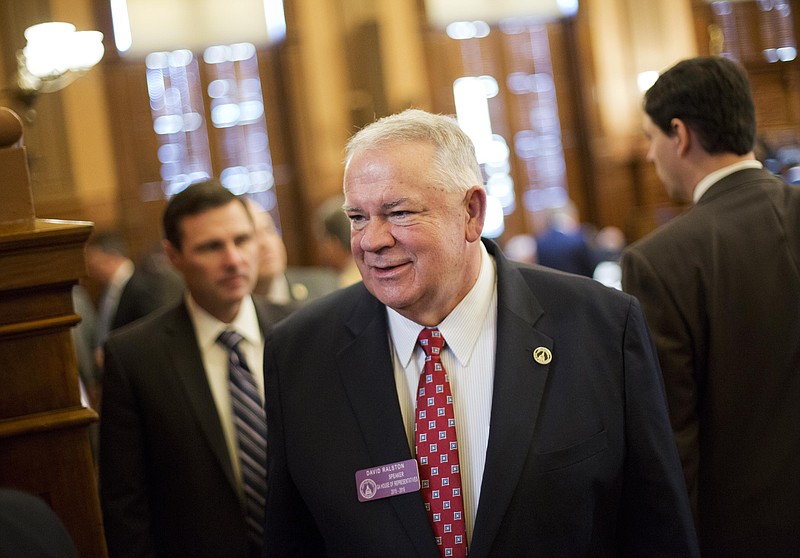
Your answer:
(99, 296), (289, 558)
(264, 239), (698, 557)
(622, 168), (800, 557)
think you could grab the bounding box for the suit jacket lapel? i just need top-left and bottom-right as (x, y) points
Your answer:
(470, 241), (552, 558)
(166, 303), (240, 497)
(338, 290), (439, 558)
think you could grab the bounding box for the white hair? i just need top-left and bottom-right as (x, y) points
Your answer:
(345, 109), (484, 193)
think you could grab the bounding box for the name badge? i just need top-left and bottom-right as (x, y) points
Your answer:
(355, 458), (421, 502)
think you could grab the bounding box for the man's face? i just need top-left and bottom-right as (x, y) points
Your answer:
(643, 114), (687, 201)
(84, 247), (116, 284)
(344, 141), (484, 325)
(249, 203), (287, 282)
(165, 200), (258, 322)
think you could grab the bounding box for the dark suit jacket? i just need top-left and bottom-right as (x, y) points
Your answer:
(111, 269), (173, 332)
(536, 227), (597, 277)
(264, 239), (698, 557)
(621, 168), (800, 558)
(99, 295), (290, 558)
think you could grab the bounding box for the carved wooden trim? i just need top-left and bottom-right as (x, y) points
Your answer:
(0, 406), (98, 440)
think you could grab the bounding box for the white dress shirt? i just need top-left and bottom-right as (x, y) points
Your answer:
(95, 259), (134, 347)
(388, 242), (497, 544)
(185, 294), (264, 492)
(693, 159), (763, 203)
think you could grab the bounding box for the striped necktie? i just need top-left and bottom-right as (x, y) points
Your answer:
(217, 330), (267, 556)
(415, 328), (468, 558)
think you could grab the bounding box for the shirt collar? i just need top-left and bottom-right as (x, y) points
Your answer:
(388, 242), (497, 368)
(693, 159), (763, 203)
(109, 259), (134, 290)
(186, 294), (261, 351)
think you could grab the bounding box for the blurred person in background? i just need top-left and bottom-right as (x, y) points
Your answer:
(246, 198), (339, 305)
(316, 194), (361, 287)
(535, 202), (596, 277)
(502, 233), (538, 265)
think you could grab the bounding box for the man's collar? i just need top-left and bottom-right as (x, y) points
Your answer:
(109, 259), (134, 290)
(693, 159), (763, 203)
(185, 294), (260, 349)
(388, 242), (496, 367)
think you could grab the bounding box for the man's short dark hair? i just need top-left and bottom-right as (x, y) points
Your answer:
(86, 230), (129, 258)
(318, 195), (350, 252)
(644, 56), (756, 155)
(162, 179), (248, 249)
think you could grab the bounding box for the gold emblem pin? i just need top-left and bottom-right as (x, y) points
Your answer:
(533, 347), (552, 365)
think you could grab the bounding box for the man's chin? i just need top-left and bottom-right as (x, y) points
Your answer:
(221, 287), (250, 303)
(364, 282), (412, 311)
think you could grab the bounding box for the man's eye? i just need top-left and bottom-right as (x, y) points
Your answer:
(197, 242), (222, 253)
(348, 215), (367, 229)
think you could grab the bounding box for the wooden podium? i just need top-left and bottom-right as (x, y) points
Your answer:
(0, 107), (107, 557)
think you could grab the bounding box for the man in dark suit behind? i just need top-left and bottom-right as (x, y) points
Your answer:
(85, 231), (168, 345)
(0, 488), (79, 558)
(621, 56), (800, 557)
(99, 180), (290, 558)
(264, 109), (698, 557)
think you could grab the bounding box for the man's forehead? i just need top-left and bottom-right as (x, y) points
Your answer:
(179, 202), (251, 235)
(346, 142), (433, 174)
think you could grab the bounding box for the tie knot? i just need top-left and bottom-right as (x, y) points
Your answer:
(417, 327), (445, 357)
(217, 330), (244, 351)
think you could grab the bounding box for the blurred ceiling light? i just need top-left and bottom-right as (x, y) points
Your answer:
(114, 0), (285, 57)
(14, 22), (104, 107)
(636, 70), (660, 93)
(427, 0), (578, 27)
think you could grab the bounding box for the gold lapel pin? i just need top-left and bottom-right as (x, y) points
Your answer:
(533, 347), (552, 365)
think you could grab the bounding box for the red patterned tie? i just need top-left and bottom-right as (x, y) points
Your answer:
(415, 328), (468, 558)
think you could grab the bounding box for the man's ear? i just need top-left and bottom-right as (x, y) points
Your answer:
(671, 118), (691, 156)
(163, 239), (180, 267)
(464, 186), (487, 242)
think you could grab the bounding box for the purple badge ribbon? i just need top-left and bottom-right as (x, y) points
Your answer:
(355, 458), (421, 502)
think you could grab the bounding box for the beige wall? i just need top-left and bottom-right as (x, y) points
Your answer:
(50, 0), (120, 228)
(285, 0), (352, 207)
(376, 0), (430, 113)
(587, 0), (696, 151)
(0, 0), (118, 227)
(285, 0), (431, 208)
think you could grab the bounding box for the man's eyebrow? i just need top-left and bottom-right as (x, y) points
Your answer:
(195, 238), (224, 250)
(383, 198), (410, 210)
(343, 198), (411, 213)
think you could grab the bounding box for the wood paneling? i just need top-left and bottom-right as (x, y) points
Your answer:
(5, 0), (799, 258)
(0, 112), (106, 558)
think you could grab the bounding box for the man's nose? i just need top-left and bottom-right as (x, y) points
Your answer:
(222, 243), (246, 266)
(358, 219), (394, 252)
